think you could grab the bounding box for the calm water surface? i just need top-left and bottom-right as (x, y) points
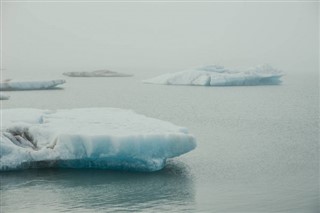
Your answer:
(1, 70), (319, 212)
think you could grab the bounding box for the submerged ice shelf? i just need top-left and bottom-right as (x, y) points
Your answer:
(0, 79), (66, 91)
(0, 108), (196, 172)
(143, 64), (283, 86)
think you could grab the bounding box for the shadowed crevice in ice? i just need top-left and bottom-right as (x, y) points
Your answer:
(63, 70), (133, 77)
(3, 127), (37, 150)
(0, 79), (66, 91)
(143, 64), (283, 86)
(0, 108), (196, 172)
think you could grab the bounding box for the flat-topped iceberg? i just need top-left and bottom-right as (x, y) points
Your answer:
(0, 108), (196, 172)
(143, 64), (283, 86)
(63, 70), (133, 77)
(0, 79), (66, 91)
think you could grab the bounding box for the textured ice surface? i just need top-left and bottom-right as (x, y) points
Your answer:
(0, 79), (66, 91)
(63, 70), (133, 77)
(0, 93), (10, 100)
(0, 108), (196, 172)
(144, 64), (283, 86)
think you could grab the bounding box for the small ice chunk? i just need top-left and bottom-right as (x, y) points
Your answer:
(0, 93), (10, 100)
(63, 70), (133, 77)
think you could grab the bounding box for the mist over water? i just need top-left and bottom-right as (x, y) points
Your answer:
(2, 2), (318, 75)
(1, 2), (319, 213)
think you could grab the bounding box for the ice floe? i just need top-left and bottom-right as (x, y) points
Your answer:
(63, 70), (133, 77)
(0, 79), (66, 91)
(0, 108), (196, 172)
(143, 64), (283, 86)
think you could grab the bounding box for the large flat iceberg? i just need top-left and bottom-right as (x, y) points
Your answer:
(0, 108), (196, 172)
(0, 79), (66, 91)
(143, 64), (283, 86)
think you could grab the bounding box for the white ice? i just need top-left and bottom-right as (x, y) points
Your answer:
(0, 79), (66, 91)
(143, 64), (283, 86)
(63, 70), (133, 77)
(0, 108), (196, 172)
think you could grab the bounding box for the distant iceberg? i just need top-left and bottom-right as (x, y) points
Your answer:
(0, 79), (66, 91)
(0, 108), (196, 172)
(0, 93), (10, 100)
(63, 70), (133, 77)
(143, 64), (283, 86)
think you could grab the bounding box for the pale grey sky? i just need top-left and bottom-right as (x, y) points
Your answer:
(2, 2), (319, 76)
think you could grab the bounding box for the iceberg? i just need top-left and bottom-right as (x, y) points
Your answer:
(0, 108), (196, 172)
(0, 79), (66, 91)
(0, 93), (10, 100)
(143, 64), (283, 86)
(63, 70), (133, 77)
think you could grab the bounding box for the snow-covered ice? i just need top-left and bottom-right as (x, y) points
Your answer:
(0, 108), (196, 172)
(143, 64), (283, 86)
(63, 70), (133, 77)
(0, 93), (10, 100)
(0, 79), (66, 91)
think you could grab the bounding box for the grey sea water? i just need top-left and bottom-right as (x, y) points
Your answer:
(0, 69), (319, 212)
(1, 1), (319, 212)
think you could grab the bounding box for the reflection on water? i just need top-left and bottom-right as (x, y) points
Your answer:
(0, 160), (195, 213)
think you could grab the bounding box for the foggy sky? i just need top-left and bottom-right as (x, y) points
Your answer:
(2, 2), (319, 76)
